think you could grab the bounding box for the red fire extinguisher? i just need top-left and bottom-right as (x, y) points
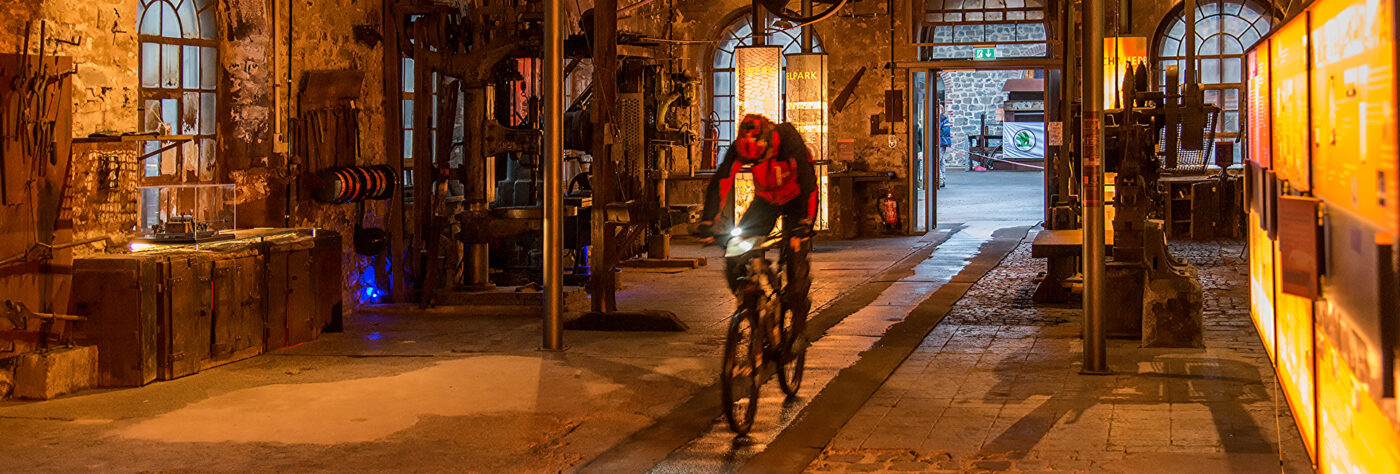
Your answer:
(701, 118), (719, 169)
(881, 192), (900, 232)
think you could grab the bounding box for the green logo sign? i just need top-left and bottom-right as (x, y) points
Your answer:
(1013, 129), (1036, 151)
(973, 47), (996, 60)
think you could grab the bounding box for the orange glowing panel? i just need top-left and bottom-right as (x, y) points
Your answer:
(785, 53), (829, 162)
(734, 46), (783, 125)
(1246, 46), (1272, 168)
(1247, 213), (1276, 361)
(1317, 310), (1400, 472)
(1271, 17), (1312, 191)
(1103, 37), (1147, 109)
(1275, 289), (1318, 457)
(1309, 0), (1399, 235)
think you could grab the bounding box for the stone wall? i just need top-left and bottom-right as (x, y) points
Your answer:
(939, 70), (1034, 169)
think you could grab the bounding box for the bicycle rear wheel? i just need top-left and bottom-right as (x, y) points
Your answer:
(721, 309), (760, 434)
(776, 305), (807, 396)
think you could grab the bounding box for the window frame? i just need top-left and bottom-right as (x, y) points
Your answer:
(708, 12), (824, 165)
(137, 0), (220, 183)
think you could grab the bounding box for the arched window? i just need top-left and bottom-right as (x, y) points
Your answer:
(711, 15), (823, 160)
(138, 0), (218, 180)
(1154, 0), (1272, 139)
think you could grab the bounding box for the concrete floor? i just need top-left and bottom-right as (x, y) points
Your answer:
(0, 171), (1307, 473)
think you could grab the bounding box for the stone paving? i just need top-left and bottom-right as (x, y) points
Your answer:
(806, 238), (1314, 473)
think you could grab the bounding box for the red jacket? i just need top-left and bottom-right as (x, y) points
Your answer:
(702, 122), (819, 222)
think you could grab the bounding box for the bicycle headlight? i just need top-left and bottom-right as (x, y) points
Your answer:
(730, 227), (743, 237)
(738, 240), (754, 251)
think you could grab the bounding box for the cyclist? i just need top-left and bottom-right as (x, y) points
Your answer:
(698, 113), (818, 324)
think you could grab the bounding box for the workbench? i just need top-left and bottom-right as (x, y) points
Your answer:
(1030, 228), (1114, 303)
(69, 228), (341, 387)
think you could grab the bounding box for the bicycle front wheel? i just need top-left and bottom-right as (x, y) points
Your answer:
(721, 309), (760, 434)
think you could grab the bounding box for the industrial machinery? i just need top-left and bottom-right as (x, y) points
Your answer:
(385, 1), (701, 320)
(1100, 62), (1210, 347)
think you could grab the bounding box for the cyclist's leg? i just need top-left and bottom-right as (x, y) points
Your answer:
(725, 199), (782, 293)
(777, 201), (812, 332)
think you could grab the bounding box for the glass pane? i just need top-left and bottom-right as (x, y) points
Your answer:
(201, 47), (217, 89)
(1199, 35), (1220, 55)
(402, 99), (414, 129)
(1168, 19), (1186, 39)
(182, 92), (199, 134)
(141, 43), (160, 87)
(1204, 89), (1220, 106)
(161, 98), (178, 134)
(144, 99), (162, 132)
(1200, 58), (1221, 83)
(140, 4), (161, 35)
(402, 58), (415, 92)
(199, 7), (216, 39)
(714, 97), (732, 122)
(1223, 111), (1240, 133)
(144, 142), (161, 177)
(177, 1), (198, 38)
(201, 92), (216, 134)
(1224, 89), (1240, 110)
(713, 72), (732, 96)
(198, 138), (216, 180)
(713, 49), (733, 68)
(161, 44), (180, 88)
(1160, 38), (1181, 57)
(1223, 57), (1242, 83)
(161, 3), (181, 38)
(182, 45), (199, 89)
(403, 130), (413, 158)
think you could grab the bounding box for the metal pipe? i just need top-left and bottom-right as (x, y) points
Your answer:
(543, 0), (565, 350)
(1081, 0), (1109, 374)
(801, 0), (813, 52)
(927, 70), (937, 229)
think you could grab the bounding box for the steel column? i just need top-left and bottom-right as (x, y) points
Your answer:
(1081, 0), (1109, 374)
(543, 0), (565, 350)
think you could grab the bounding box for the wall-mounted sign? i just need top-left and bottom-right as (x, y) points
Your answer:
(785, 53), (828, 162)
(1277, 195), (1321, 298)
(973, 46), (996, 60)
(1047, 121), (1063, 146)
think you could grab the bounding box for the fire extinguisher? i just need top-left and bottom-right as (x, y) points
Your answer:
(881, 192), (900, 233)
(701, 117), (719, 169)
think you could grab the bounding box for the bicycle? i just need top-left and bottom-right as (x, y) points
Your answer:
(704, 225), (812, 435)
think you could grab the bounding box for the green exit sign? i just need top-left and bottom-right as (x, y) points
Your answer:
(973, 47), (996, 60)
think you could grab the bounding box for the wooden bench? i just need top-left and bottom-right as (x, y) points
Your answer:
(1030, 228), (1114, 303)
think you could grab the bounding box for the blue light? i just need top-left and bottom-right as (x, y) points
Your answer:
(358, 265), (385, 304)
(367, 331), (383, 341)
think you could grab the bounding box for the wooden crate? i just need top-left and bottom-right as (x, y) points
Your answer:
(70, 256), (161, 387)
(208, 253), (265, 367)
(159, 254), (214, 380)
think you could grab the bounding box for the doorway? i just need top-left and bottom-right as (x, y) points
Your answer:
(911, 68), (1049, 230)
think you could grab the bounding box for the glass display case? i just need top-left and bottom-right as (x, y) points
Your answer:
(136, 184), (237, 243)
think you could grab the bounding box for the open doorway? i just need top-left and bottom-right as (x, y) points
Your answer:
(912, 68), (1047, 229)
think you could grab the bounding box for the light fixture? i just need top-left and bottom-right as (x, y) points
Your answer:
(735, 45), (783, 123)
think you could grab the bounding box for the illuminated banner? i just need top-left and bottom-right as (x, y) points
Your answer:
(1104, 37), (1147, 109)
(1001, 122), (1045, 160)
(734, 46), (782, 126)
(785, 53), (828, 162)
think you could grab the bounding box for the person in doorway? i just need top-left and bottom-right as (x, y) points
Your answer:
(697, 113), (818, 317)
(939, 114), (952, 188)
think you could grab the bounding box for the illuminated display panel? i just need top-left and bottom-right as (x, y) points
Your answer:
(1270, 17), (1312, 191)
(785, 53), (828, 162)
(1274, 264), (1317, 456)
(1318, 318), (1400, 471)
(1309, 0), (1399, 234)
(1246, 47), (1272, 168)
(1103, 37), (1147, 109)
(734, 46), (783, 125)
(1247, 213), (1276, 361)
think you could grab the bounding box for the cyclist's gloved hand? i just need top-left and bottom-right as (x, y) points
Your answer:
(694, 220), (717, 244)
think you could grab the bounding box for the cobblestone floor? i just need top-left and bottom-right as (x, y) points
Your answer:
(806, 237), (1313, 473)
